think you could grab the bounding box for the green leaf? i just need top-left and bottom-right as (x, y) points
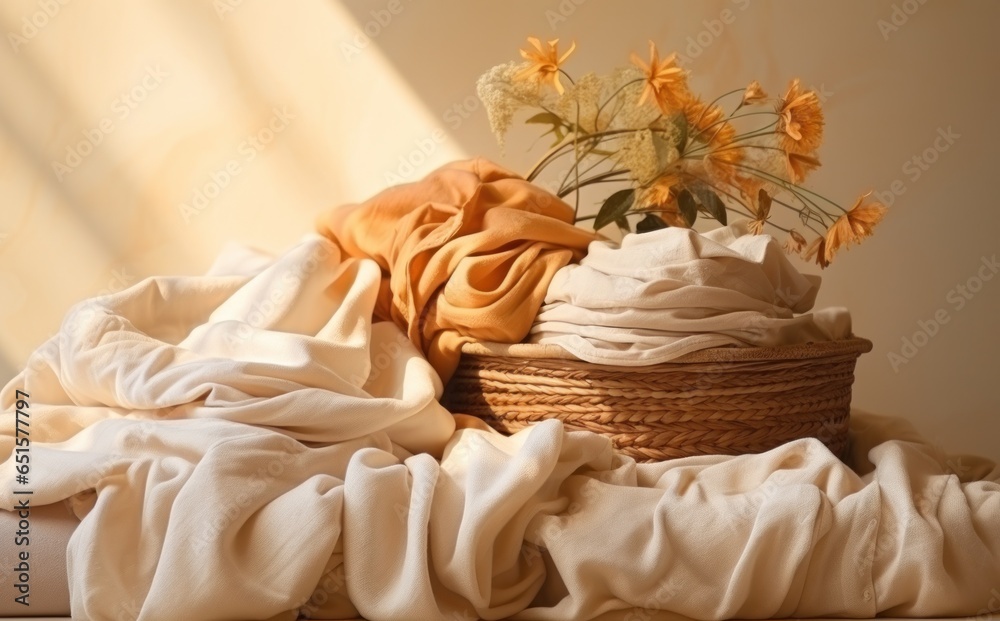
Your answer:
(525, 112), (563, 126)
(594, 189), (636, 230)
(670, 113), (689, 153)
(691, 185), (728, 226)
(677, 189), (698, 227)
(549, 126), (565, 148)
(636, 213), (668, 233)
(525, 112), (567, 148)
(615, 215), (631, 233)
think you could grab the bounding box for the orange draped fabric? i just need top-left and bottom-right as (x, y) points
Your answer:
(316, 158), (595, 383)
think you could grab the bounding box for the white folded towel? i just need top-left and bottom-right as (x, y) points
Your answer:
(530, 222), (852, 364)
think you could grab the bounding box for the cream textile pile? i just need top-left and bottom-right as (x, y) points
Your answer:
(530, 222), (852, 364)
(2, 236), (1000, 620)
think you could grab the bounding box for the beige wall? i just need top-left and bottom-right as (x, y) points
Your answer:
(1, 0), (997, 460)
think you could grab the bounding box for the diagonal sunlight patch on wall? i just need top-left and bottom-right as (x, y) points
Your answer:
(0, 0), (468, 379)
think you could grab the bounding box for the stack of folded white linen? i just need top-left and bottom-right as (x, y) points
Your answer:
(530, 222), (853, 364)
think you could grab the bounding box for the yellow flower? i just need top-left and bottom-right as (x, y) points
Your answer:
(776, 79), (824, 153)
(630, 41), (688, 114)
(804, 236), (830, 269)
(824, 194), (888, 262)
(739, 80), (768, 107)
(516, 37), (576, 94)
(786, 152), (821, 184)
(747, 189), (771, 235)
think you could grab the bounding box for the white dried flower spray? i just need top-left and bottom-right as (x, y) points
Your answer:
(476, 61), (543, 151)
(555, 72), (603, 132)
(610, 119), (681, 186)
(614, 130), (661, 185)
(603, 67), (658, 131)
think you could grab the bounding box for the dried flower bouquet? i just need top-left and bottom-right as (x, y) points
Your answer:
(477, 37), (887, 267)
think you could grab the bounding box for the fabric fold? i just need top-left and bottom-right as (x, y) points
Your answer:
(316, 157), (596, 383)
(531, 222), (853, 365)
(2, 234), (999, 621)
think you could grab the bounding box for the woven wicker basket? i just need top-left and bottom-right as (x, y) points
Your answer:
(441, 337), (872, 462)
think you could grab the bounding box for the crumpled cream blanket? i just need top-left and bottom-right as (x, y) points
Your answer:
(530, 222), (853, 364)
(2, 235), (999, 621)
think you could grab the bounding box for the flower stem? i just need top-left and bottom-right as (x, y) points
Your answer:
(688, 88), (744, 141)
(527, 129), (619, 180)
(595, 78), (644, 128)
(558, 169), (630, 199)
(736, 155), (850, 215)
(706, 88), (744, 111)
(528, 126), (672, 181)
(727, 161), (843, 219)
(558, 68), (576, 88)
(572, 98), (582, 217)
(559, 149), (616, 195)
(684, 120), (779, 157)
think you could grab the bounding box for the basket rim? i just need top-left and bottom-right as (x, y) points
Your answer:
(460, 336), (873, 365)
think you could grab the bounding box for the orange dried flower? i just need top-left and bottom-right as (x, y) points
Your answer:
(631, 41), (688, 114)
(516, 37), (576, 94)
(704, 148), (742, 183)
(824, 194), (888, 261)
(641, 174), (681, 206)
(783, 229), (808, 254)
(747, 189), (772, 235)
(786, 152), (821, 184)
(776, 79), (824, 153)
(682, 92), (741, 180)
(639, 174), (687, 226)
(804, 236), (830, 269)
(740, 80), (768, 107)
